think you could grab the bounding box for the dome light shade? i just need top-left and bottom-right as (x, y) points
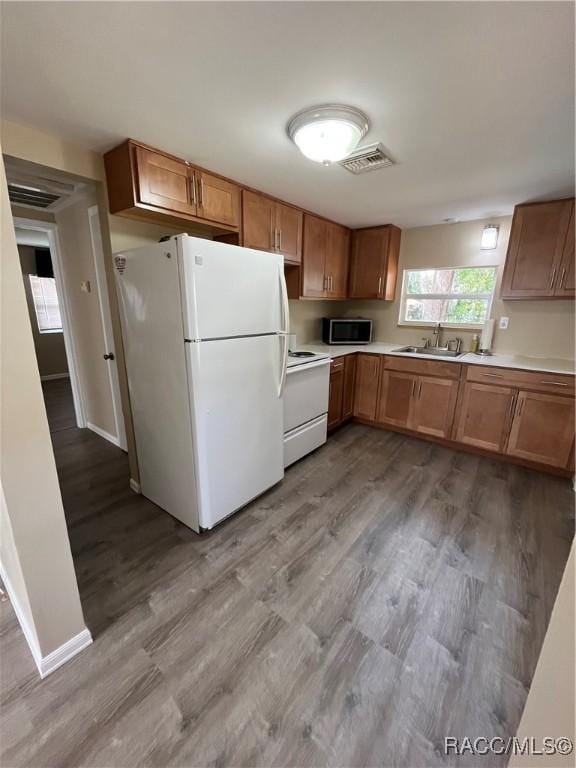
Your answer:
(287, 105), (369, 165)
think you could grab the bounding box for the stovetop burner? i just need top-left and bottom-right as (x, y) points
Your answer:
(288, 351), (316, 358)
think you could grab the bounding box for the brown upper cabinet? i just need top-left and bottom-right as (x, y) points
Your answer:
(104, 140), (241, 233)
(242, 190), (303, 264)
(301, 215), (350, 299)
(349, 225), (401, 300)
(194, 170), (240, 229)
(135, 146), (193, 216)
(501, 199), (574, 299)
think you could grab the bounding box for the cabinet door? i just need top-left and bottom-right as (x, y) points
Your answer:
(276, 203), (303, 264)
(302, 215), (327, 298)
(555, 204), (574, 297)
(196, 171), (240, 227)
(501, 200), (573, 298)
(353, 354), (381, 421)
(342, 355), (357, 420)
(349, 228), (386, 299)
(507, 391), (575, 467)
(454, 382), (516, 452)
(409, 377), (459, 438)
(376, 371), (415, 428)
(242, 190), (275, 252)
(328, 367), (344, 430)
(135, 146), (194, 215)
(325, 223), (350, 299)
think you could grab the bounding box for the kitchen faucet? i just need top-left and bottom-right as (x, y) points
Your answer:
(432, 322), (442, 348)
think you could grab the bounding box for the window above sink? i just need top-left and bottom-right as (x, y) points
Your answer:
(399, 266), (497, 328)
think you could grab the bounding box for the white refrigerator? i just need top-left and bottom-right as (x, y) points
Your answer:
(114, 235), (289, 533)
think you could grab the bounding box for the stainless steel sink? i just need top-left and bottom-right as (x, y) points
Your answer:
(392, 346), (465, 358)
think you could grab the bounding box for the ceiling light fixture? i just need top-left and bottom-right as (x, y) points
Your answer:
(287, 104), (369, 165)
(481, 224), (499, 250)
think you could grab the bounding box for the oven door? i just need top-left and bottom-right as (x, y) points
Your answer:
(283, 359), (330, 434)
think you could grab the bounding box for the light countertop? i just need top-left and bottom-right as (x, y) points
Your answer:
(297, 342), (575, 376)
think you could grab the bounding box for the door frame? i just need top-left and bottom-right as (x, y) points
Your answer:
(87, 205), (127, 450)
(14, 216), (86, 429)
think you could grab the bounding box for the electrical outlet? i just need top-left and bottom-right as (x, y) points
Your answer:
(499, 316), (509, 330)
(80, 280), (91, 293)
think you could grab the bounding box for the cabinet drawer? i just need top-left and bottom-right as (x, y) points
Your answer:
(466, 365), (574, 396)
(330, 357), (345, 372)
(383, 355), (461, 380)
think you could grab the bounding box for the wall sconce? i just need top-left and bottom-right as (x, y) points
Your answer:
(481, 224), (499, 250)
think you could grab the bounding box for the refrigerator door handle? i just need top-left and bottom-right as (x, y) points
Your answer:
(278, 333), (288, 398)
(278, 263), (290, 334)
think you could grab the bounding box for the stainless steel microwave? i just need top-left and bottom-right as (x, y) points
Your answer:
(322, 318), (373, 345)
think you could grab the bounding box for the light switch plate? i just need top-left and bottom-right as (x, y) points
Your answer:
(499, 316), (509, 330)
(80, 280), (91, 293)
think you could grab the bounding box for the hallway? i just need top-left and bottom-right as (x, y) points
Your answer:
(42, 377), (76, 434)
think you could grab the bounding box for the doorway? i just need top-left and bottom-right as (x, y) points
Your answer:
(11, 180), (126, 449)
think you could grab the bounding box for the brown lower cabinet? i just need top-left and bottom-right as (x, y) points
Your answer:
(353, 354), (381, 421)
(376, 370), (458, 438)
(345, 352), (574, 474)
(411, 376), (459, 438)
(328, 359), (345, 430)
(454, 382), (516, 452)
(507, 391), (575, 467)
(328, 355), (357, 430)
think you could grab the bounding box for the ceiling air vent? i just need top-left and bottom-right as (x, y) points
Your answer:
(8, 183), (61, 209)
(339, 143), (395, 174)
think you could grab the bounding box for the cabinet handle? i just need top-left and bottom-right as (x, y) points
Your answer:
(329, 275), (333, 292)
(378, 275), (383, 295)
(418, 381), (422, 399)
(198, 175), (204, 207)
(323, 275), (327, 290)
(559, 267), (566, 289)
(481, 372), (504, 378)
(278, 229), (282, 252)
(190, 173), (197, 206)
(540, 380), (568, 387)
(507, 394), (517, 420)
(549, 268), (556, 289)
(411, 380), (416, 397)
(516, 397), (525, 418)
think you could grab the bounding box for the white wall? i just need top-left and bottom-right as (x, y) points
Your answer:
(510, 543), (575, 767)
(291, 216), (575, 359)
(0, 152), (87, 661)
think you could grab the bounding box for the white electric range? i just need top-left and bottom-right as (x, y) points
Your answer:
(283, 351), (330, 467)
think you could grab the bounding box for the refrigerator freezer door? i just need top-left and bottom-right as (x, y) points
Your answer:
(178, 236), (288, 340)
(114, 240), (200, 532)
(186, 334), (284, 529)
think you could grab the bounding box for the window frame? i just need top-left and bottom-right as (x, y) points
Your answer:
(28, 274), (63, 334)
(398, 265), (498, 330)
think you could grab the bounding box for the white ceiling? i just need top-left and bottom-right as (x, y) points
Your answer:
(1, 2), (574, 228)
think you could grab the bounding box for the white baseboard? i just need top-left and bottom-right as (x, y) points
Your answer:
(38, 628), (93, 678)
(41, 372), (70, 381)
(87, 422), (121, 448)
(0, 561), (92, 678)
(129, 478), (141, 494)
